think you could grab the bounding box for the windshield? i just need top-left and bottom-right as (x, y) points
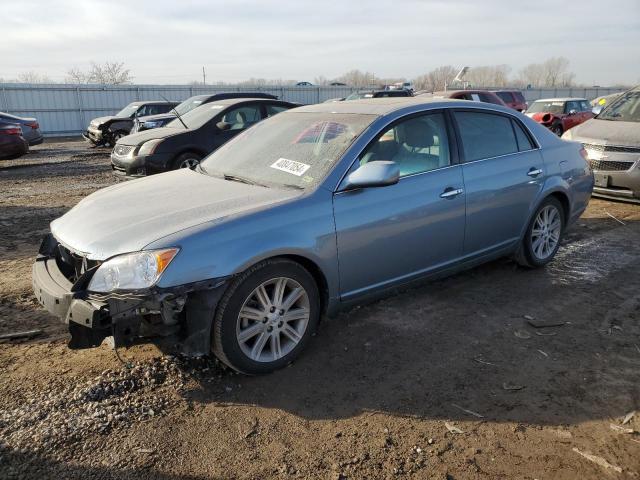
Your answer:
(345, 92), (369, 101)
(174, 96), (207, 116)
(526, 101), (564, 114)
(598, 91), (640, 122)
(200, 112), (375, 189)
(116, 104), (139, 118)
(166, 103), (225, 129)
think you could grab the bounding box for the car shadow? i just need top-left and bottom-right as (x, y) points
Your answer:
(178, 216), (640, 425)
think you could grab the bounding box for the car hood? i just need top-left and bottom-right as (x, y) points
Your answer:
(568, 118), (640, 147)
(90, 115), (129, 126)
(117, 126), (187, 146)
(137, 112), (177, 123)
(50, 169), (299, 260)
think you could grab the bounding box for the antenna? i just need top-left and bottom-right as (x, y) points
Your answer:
(160, 94), (188, 129)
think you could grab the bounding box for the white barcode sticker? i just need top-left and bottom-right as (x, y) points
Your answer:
(270, 158), (311, 176)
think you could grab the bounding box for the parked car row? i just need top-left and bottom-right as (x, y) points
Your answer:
(34, 96), (594, 374)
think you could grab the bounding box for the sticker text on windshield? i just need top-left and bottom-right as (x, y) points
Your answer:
(270, 158), (311, 176)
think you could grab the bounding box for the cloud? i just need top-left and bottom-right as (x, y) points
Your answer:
(1, 0), (638, 85)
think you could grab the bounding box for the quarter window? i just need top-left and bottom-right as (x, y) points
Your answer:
(359, 112), (450, 177)
(512, 120), (534, 151)
(454, 111), (518, 161)
(265, 104), (288, 117)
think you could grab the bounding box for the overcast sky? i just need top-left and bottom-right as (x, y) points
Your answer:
(2, 0), (639, 85)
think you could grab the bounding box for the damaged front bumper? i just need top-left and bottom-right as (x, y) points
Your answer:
(32, 234), (228, 356)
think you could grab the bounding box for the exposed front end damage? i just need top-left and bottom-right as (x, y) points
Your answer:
(32, 234), (227, 356)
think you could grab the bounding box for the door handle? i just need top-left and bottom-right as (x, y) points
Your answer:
(440, 187), (464, 199)
(527, 168), (543, 177)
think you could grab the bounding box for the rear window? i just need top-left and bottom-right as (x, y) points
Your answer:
(513, 92), (526, 102)
(454, 111), (519, 161)
(495, 92), (514, 103)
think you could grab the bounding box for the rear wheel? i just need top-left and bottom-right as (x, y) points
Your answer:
(106, 130), (127, 147)
(212, 259), (320, 374)
(172, 152), (202, 170)
(551, 123), (563, 136)
(517, 197), (564, 268)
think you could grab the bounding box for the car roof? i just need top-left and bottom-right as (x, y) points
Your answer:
(292, 97), (493, 115)
(128, 100), (178, 106)
(531, 97), (587, 102)
(206, 98), (290, 107)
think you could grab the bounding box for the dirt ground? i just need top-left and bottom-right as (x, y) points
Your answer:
(1, 140), (639, 480)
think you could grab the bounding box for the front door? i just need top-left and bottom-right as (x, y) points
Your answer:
(333, 111), (466, 300)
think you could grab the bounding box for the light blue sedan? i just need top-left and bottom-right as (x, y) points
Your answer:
(33, 98), (594, 374)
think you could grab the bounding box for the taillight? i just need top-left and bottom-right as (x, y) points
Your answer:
(26, 121), (39, 130)
(4, 127), (22, 135)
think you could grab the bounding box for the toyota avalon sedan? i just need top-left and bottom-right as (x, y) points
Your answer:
(33, 98), (593, 374)
(111, 98), (297, 176)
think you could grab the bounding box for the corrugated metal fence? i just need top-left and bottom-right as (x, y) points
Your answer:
(0, 83), (627, 137)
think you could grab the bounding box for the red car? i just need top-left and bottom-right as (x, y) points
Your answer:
(525, 98), (594, 136)
(416, 89), (507, 106)
(0, 122), (29, 160)
(492, 90), (528, 111)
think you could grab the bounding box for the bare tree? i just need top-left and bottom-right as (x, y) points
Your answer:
(314, 75), (329, 86)
(16, 71), (53, 84)
(518, 57), (575, 87)
(335, 70), (377, 87)
(66, 61), (132, 84)
(464, 65), (511, 87)
(413, 65), (457, 92)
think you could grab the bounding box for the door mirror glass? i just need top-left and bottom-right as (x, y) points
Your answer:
(568, 109), (577, 115)
(216, 121), (231, 131)
(343, 161), (399, 190)
(592, 105), (603, 116)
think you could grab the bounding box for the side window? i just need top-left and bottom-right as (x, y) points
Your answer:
(580, 100), (591, 112)
(134, 106), (147, 117)
(359, 112), (450, 177)
(222, 105), (262, 130)
(454, 111), (518, 161)
(265, 104), (288, 117)
(565, 101), (579, 113)
(479, 93), (502, 105)
(512, 120), (535, 151)
(495, 92), (513, 103)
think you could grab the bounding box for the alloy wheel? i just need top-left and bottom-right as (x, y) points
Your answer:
(235, 277), (310, 363)
(530, 205), (561, 260)
(179, 157), (200, 169)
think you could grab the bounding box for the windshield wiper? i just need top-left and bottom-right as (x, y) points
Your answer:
(223, 174), (266, 187)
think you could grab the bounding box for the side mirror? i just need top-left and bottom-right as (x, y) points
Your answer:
(568, 109), (577, 115)
(343, 161), (400, 190)
(216, 121), (231, 131)
(592, 105), (603, 115)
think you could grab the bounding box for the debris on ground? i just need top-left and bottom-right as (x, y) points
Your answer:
(609, 424), (635, 434)
(0, 329), (43, 340)
(502, 382), (525, 391)
(451, 403), (484, 418)
(445, 422), (464, 434)
(604, 210), (626, 226)
(572, 447), (622, 473)
(473, 356), (498, 366)
(526, 319), (566, 328)
(535, 331), (557, 336)
(537, 349), (549, 358)
(514, 330), (531, 339)
(622, 411), (636, 425)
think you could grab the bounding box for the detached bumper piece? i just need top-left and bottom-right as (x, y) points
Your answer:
(32, 234), (228, 355)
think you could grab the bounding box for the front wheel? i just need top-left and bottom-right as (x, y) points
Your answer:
(212, 259), (320, 374)
(173, 152), (201, 170)
(517, 197), (564, 268)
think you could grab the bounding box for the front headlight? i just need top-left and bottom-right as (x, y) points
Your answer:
(138, 138), (163, 156)
(144, 121), (160, 129)
(88, 248), (179, 292)
(561, 129), (573, 140)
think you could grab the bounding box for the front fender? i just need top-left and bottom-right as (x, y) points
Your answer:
(146, 189), (340, 306)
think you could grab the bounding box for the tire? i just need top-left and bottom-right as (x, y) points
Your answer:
(172, 152), (202, 170)
(105, 130), (127, 148)
(212, 258), (320, 374)
(517, 197), (565, 268)
(551, 123), (563, 136)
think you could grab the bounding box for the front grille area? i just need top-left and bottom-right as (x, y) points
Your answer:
(583, 143), (640, 154)
(588, 159), (634, 172)
(55, 244), (100, 283)
(113, 144), (134, 156)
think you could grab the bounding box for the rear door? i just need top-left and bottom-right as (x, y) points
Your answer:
(564, 101), (581, 130)
(452, 110), (544, 256)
